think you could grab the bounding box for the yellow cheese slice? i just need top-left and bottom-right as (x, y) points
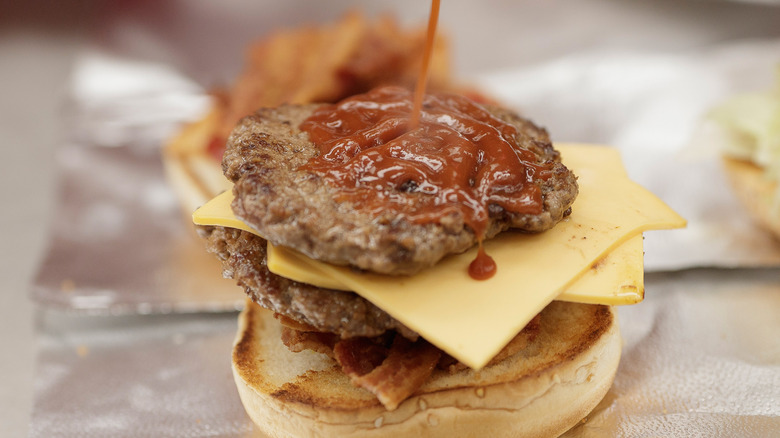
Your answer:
(552, 233), (644, 305)
(266, 234), (644, 305)
(193, 144), (686, 369)
(195, 188), (645, 304)
(193, 188), (254, 233)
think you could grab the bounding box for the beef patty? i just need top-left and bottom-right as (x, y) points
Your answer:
(203, 226), (417, 339)
(222, 96), (577, 275)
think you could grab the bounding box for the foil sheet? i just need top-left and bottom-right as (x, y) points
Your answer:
(30, 311), (256, 437)
(566, 269), (780, 437)
(31, 143), (245, 314)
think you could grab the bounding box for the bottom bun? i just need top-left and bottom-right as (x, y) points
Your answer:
(722, 157), (780, 239)
(232, 300), (621, 438)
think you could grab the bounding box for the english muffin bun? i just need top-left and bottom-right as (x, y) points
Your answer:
(722, 156), (780, 239)
(232, 300), (621, 438)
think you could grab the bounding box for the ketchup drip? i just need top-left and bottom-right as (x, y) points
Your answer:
(468, 244), (497, 281)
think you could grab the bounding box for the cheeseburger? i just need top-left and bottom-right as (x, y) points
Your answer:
(191, 84), (684, 437)
(174, 9), (684, 438)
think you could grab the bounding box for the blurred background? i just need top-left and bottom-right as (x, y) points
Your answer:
(3, 0), (780, 436)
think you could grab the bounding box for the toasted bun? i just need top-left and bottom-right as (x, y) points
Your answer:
(232, 300), (621, 438)
(722, 157), (780, 239)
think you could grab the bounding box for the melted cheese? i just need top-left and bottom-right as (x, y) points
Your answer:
(193, 144), (686, 368)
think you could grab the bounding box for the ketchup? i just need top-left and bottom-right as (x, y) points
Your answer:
(468, 245), (497, 281)
(299, 87), (553, 279)
(298, 0), (548, 280)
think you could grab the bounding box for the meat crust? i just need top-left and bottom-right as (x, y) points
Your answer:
(222, 101), (578, 275)
(202, 226), (417, 339)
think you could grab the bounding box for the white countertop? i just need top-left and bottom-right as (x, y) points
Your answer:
(3, 1), (780, 436)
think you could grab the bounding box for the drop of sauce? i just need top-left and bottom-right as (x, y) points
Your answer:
(468, 244), (497, 280)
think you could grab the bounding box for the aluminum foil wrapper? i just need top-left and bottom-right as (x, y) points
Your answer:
(29, 9), (780, 436)
(567, 269), (780, 437)
(31, 142), (245, 314)
(30, 312), (255, 437)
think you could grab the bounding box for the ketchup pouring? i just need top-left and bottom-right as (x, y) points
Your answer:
(299, 1), (550, 280)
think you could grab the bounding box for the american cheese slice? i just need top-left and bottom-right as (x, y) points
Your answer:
(266, 234), (644, 305)
(193, 183), (646, 304)
(552, 233), (644, 305)
(193, 188), (253, 232)
(195, 186), (645, 304)
(193, 144), (686, 369)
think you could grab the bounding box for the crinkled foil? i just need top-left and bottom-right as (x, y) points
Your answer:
(30, 311), (257, 437)
(565, 269), (780, 437)
(31, 143), (245, 314)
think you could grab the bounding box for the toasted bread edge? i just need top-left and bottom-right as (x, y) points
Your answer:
(232, 300), (621, 438)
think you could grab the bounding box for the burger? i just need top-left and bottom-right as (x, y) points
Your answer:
(189, 85), (686, 437)
(164, 11), (684, 437)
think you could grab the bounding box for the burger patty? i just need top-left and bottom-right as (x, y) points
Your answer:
(222, 103), (578, 276)
(202, 226), (417, 339)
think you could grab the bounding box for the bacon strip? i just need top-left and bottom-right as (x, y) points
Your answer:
(279, 313), (541, 410)
(333, 336), (391, 376)
(274, 312), (320, 332)
(335, 336), (441, 410)
(280, 326), (339, 357)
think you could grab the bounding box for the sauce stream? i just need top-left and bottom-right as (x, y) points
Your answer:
(410, 0), (441, 130)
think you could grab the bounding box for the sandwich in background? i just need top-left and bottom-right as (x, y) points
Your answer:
(706, 68), (780, 239)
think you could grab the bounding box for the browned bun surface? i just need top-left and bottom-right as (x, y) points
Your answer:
(232, 300), (621, 438)
(722, 156), (780, 239)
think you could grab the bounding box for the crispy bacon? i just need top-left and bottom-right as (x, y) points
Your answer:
(205, 13), (454, 161)
(334, 335), (441, 410)
(280, 326), (339, 357)
(273, 312), (320, 332)
(333, 336), (392, 376)
(279, 313), (541, 410)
